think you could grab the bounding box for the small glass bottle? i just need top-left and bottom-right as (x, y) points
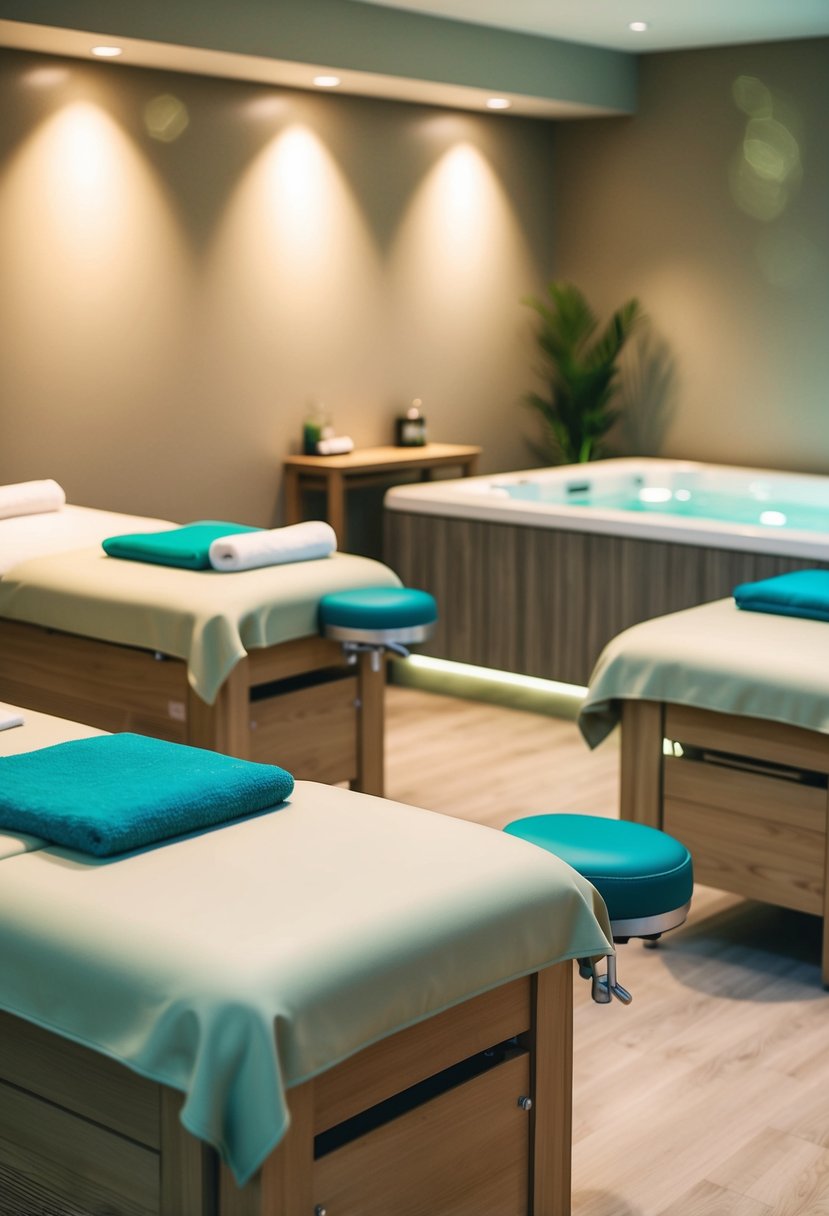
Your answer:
(303, 400), (330, 455)
(395, 399), (427, 447)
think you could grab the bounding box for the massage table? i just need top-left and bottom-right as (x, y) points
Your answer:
(0, 707), (611, 1216)
(579, 597), (829, 986)
(0, 504), (402, 795)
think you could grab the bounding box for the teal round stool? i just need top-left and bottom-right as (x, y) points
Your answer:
(504, 814), (693, 1004)
(318, 587), (438, 669)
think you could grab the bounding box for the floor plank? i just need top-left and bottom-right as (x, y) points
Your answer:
(385, 686), (829, 1216)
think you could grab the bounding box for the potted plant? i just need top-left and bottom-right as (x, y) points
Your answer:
(524, 281), (643, 464)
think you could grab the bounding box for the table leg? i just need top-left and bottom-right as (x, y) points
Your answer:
(283, 468), (303, 525)
(326, 471), (346, 548)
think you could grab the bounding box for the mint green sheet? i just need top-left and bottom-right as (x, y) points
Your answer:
(0, 547), (401, 704)
(579, 597), (829, 748)
(0, 775), (611, 1185)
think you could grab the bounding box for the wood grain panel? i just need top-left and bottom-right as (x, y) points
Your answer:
(0, 619), (189, 739)
(313, 1052), (531, 1216)
(0, 615), (383, 796)
(620, 700), (664, 827)
(314, 977), (531, 1133)
(0, 1009), (159, 1148)
(665, 704), (829, 775)
(0, 1078), (159, 1216)
(188, 661), (251, 759)
(160, 1089), (217, 1216)
(664, 755), (826, 833)
(246, 635), (345, 685)
(664, 798), (824, 915)
(248, 677), (358, 781)
(384, 511), (829, 685)
(528, 964), (573, 1216)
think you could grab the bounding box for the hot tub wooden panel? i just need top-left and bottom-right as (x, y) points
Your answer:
(384, 511), (828, 686)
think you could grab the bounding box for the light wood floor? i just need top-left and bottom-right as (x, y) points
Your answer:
(385, 686), (829, 1216)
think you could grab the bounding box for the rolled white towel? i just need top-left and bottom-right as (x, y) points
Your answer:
(0, 479), (66, 520)
(316, 435), (354, 456)
(0, 703), (24, 731)
(209, 521), (337, 572)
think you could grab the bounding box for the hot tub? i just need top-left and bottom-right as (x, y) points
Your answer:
(384, 458), (829, 686)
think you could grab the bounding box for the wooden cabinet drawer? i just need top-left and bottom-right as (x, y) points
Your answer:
(249, 673), (358, 783)
(664, 755), (827, 915)
(313, 1051), (531, 1216)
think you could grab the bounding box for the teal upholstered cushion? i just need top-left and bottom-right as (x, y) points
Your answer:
(734, 569), (829, 622)
(503, 814), (693, 922)
(318, 587), (437, 631)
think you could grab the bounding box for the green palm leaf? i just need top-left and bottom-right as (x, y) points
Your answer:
(524, 282), (643, 464)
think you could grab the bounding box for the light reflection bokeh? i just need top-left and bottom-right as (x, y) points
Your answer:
(144, 94), (190, 143)
(729, 75), (802, 223)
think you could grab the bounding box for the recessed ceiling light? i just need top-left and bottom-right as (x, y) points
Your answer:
(313, 75), (341, 88)
(628, 21), (649, 32)
(91, 45), (123, 57)
(486, 98), (512, 111)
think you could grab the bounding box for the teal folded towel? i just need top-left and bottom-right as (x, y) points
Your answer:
(0, 734), (294, 856)
(102, 521), (261, 570)
(734, 569), (829, 621)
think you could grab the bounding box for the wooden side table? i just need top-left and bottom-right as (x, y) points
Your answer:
(283, 443), (482, 548)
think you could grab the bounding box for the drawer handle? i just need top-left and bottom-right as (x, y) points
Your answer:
(517, 1095), (533, 1112)
(315, 1206), (328, 1216)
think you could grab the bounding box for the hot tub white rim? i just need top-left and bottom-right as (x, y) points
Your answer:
(384, 458), (829, 560)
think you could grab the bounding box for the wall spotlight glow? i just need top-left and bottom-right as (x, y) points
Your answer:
(486, 98), (512, 111)
(313, 75), (341, 88)
(91, 45), (123, 58)
(628, 21), (649, 32)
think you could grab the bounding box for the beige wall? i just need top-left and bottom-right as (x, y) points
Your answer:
(0, 50), (556, 528)
(555, 38), (829, 473)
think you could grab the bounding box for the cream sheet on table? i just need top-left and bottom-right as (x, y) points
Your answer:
(0, 547), (401, 704)
(0, 713), (612, 1185)
(579, 597), (829, 748)
(0, 505), (172, 575)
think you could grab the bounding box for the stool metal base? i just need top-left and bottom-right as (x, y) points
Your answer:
(609, 901), (691, 942)
(323, 622), (435, 646)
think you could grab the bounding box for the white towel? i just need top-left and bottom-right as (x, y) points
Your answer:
(316, 435), (354, 456)
(209, 521), (337, 572)
(0, 479), (66, 520)
(0, 703), (24, 731)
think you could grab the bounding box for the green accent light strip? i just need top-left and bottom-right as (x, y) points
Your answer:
(404, 654), (588, 706)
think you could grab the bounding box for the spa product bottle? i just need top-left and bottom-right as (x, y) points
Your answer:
(395, 399), (427, 447)
(303, 401), (330, 455)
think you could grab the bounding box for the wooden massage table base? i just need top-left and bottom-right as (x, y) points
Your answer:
(620, 700), (829, 985)
(0, 965), (573, 1216)
(0, 619), (386, 795)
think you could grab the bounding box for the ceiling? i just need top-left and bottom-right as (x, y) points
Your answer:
(0, 0), (826, 123)
(352, 0), (829, 53)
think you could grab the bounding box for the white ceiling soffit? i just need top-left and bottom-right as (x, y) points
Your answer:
(352, 0), (829, 54)
(0, 0), (636, 119)
(0, 21), (611, 117)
